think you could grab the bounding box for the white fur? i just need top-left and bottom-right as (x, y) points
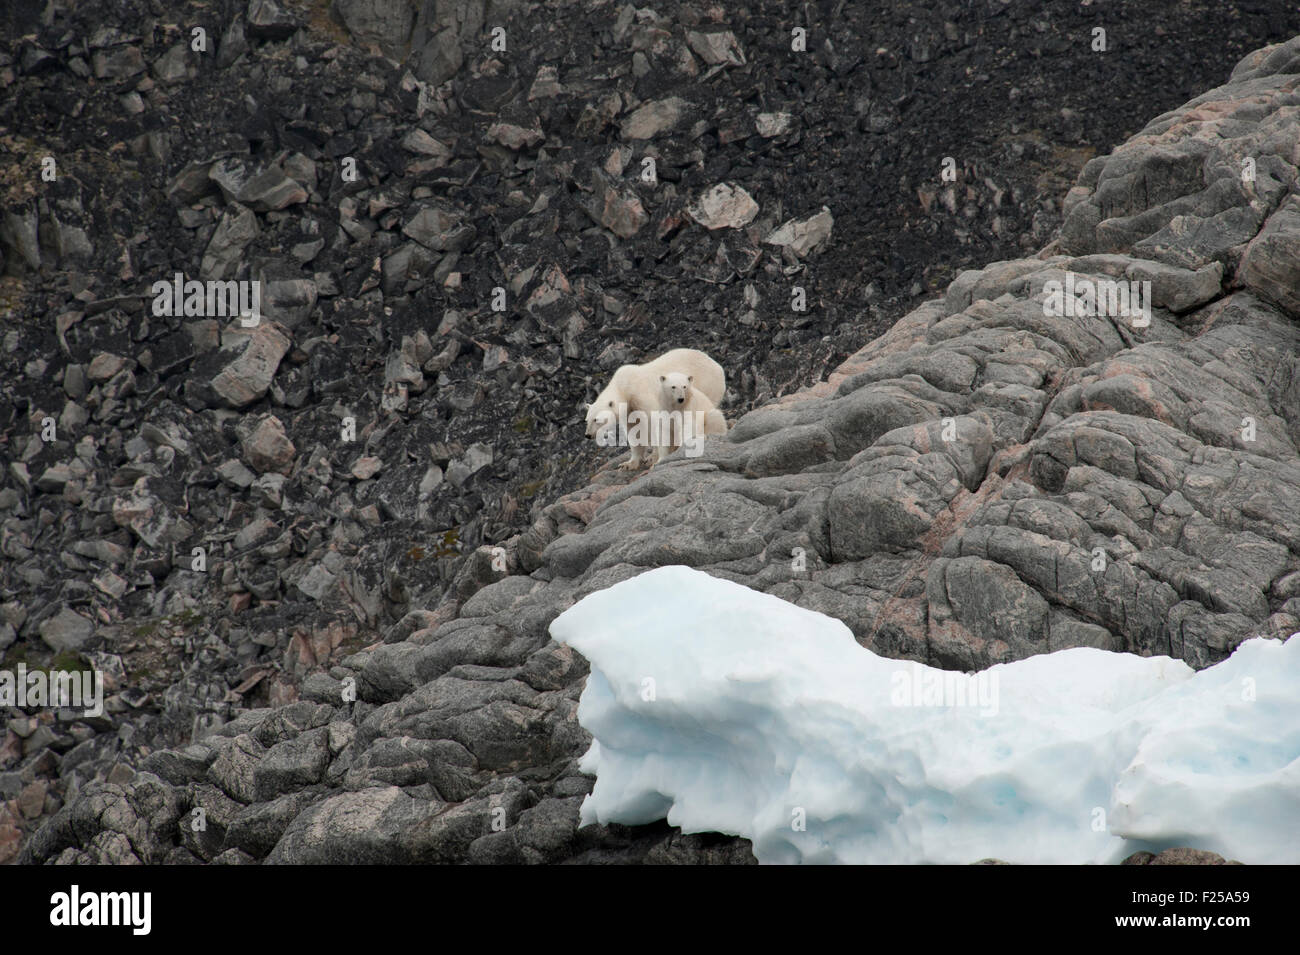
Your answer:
(584, 349), (726, 469)
(653, 372), (727, 465)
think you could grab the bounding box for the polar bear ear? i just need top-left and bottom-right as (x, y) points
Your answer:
(687, 375), (693, 383)
(659, 375), (665, 381)
(580, 402), (590, 413)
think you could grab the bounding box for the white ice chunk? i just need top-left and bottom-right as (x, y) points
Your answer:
(550, 565), (1300, 864)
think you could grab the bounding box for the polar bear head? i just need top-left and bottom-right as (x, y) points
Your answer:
(659, 372), (693, 407)
(584, 394), (619, 440)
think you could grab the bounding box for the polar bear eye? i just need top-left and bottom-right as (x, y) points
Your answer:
(608, 401), (613, 407)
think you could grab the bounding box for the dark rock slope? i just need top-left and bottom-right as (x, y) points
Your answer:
(17, 31), (1300, 864)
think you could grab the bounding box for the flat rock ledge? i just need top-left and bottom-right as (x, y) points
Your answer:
(22, 37), (1300, 865)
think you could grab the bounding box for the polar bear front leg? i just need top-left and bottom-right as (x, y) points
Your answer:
(651, 412), (684, 468)
(621, 443), (647, 470)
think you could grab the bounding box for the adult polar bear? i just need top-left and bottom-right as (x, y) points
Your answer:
(584, 348), (725, 469)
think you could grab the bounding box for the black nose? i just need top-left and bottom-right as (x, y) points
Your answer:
(676, 397), (684, 403)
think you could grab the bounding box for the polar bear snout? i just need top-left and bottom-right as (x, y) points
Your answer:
(586, 407), (617, 440)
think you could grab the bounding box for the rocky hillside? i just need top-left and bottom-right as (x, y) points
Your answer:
(2, 0), (1300, 862)
(10, 19), (1300, 862)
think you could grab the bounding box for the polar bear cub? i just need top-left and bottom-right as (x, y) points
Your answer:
(584, 348), (725, 469)
(654, 371), (727, 464)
